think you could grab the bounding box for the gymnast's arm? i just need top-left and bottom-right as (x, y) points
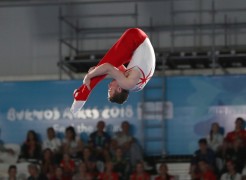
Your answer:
(83, 63), (140, 90)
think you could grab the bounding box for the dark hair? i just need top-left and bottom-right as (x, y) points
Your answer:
(8, 165), (17, 173)
(121, 121), (130, 130)
(159, 163), (173, 180)
(235, 117), (244, 124)
(198, 138), (207, 145)
(65, 126), (76, 140)
(122, 121), (130, 126)
(226, 160), (236, 168)
(97, 120), (105, 126)
(108, 89), (129, 104)
(47, 127), (55, 133)
(26, 130), (38, 142)
(42, 148), (54, 163)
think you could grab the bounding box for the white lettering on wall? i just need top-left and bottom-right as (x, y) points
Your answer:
(7, 108), (16, 121)
(6, 105), (134, 121)
(209, 105), (246, 115)
(7, 108), (61, 121)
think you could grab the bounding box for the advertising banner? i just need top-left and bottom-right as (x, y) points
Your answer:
(1, 75), (246, 155)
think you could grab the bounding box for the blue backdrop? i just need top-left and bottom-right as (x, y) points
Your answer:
(1, 75), (246, 155)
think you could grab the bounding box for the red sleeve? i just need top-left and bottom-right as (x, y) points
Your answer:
(203, 172), (217, 180)
(225, 131), (234, 142)
(209, 172), (217, 180)
(70, 160), (75, 170)
(145, 173), (150, 180)
(118, 65), (127, 72)
(130, 174), (136, 180)
(244, 130), (246, 141)
(113, 173), (119, 180)
(97, 173), (103, 180)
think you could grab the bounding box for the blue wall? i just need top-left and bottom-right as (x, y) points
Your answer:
(1, 75), (246, 155)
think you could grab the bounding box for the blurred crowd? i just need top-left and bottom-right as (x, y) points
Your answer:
(1, 117), (246, 180)
(0, 120), (175, 180)
(190, 117), (246, 180)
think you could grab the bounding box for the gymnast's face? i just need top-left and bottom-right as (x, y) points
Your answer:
(108, 80), (121, 98)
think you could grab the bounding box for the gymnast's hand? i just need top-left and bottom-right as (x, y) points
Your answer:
(83, 66), (96, 90)
(83, 74), (91, 90)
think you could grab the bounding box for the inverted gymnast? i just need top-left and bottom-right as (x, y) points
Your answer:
(70, 28), (156, 114)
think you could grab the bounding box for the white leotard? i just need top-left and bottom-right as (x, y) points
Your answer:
(126, 38), (156, 91)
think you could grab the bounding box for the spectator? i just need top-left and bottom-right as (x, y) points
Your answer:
(230, 138), (246, 173)
(60, 153), (75, 179)
(81, 147), (96, 163)
(7, 165), (17, 180)
(130, 161), (150, 180)
(155, 163), (174, 180)
(98, 161), (119, 180)
(62, 126), (83, 158)
(206, 122), (224, 152)
(72, 162), (91, 180)
(86, 174), (94, 180)
(112, 147), (131, 180)
(86, 160), (98, 179)
(216, 139), (234, 174)
(27, 163), (47, 180)
(191, 138), (216, 169)
(81, 147), (98, 177)
(51, 167), (66, 180)
(41, 148), (56, 179)
(85, 174), (94, 180)
(85, 153), (99, 177)
(89, 120), (111, 162)
(42, 127), (62, 157)
(111, 121), (143, 166)
(20, 130), (42, 162)
(220, 160), (241, 180)
(0, 141), (16, 163)
(225, 117), (246, 144)
(189, 163), (200, 180)
(198, 160), (217, 180)
(43, 127), (61, 152)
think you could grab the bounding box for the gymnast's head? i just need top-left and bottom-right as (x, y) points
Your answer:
(108, 80), (129, 104)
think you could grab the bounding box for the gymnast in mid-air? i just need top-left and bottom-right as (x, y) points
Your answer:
(71, 28), (156, 114)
